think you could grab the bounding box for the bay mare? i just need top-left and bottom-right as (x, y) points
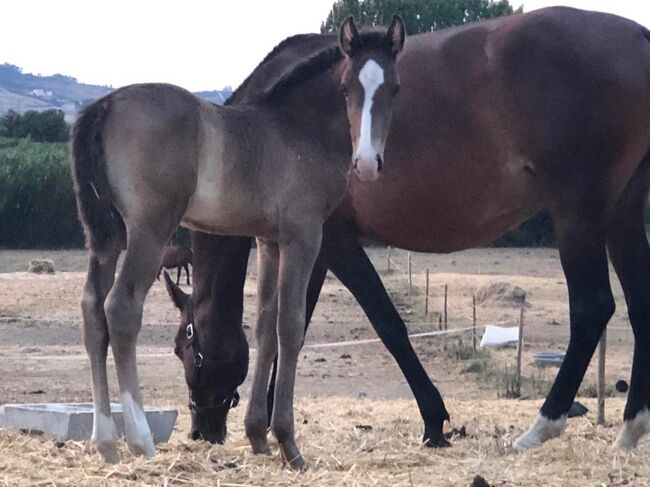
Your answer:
(166, 7), (650, 453)
(71, 17), (405, 469)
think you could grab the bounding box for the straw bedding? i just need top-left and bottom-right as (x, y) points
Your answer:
(0, 397), (648, 486)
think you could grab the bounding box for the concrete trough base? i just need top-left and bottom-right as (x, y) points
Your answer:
(0, 403), (177, 443)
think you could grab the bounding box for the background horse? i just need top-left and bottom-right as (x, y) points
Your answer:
(158, 244), (193, 285)
(71, 17), (405, 469)
(166, 6), (650, 453)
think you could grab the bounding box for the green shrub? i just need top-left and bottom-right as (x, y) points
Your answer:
(0, 137), (83, 248)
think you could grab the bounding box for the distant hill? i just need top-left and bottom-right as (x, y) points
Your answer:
(0, 63), (233, 120)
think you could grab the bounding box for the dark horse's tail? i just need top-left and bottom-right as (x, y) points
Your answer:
(70, 97), (125, 251)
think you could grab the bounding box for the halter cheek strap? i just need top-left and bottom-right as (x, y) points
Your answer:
(184, 299), (239, 414)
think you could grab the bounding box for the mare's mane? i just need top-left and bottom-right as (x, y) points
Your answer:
(230, 31), (391, 106)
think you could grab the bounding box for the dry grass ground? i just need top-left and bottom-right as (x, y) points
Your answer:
(0, 247), (643, 486)
(1, 397), (649, 486)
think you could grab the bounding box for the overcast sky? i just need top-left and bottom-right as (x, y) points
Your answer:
(1, 1), (649, 92)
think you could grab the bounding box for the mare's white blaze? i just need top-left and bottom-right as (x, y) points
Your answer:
(355, 59), (384, 182)
(121, 391), (155, 456)
(513, 414), (566, 451)
(615, 407), (650, 449)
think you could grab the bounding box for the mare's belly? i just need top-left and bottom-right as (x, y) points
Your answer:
(345, 156), (541, 253)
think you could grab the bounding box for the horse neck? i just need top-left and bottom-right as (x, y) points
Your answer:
(263, 69), (352, 156)
(191, 233), (252, 348)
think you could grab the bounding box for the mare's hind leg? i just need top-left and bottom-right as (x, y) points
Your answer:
(271, 225), (322, 470)
(185, 264), (191, 286)
(607, 157), (650, 449)
(514, 210), (614, 450)
(105, 225), (177, 457)
(245, 239), (279, 454)
(82, 234), (123, 463)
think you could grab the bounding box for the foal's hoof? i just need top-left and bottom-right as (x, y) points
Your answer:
(128, 436), (156, 458)
(285, 454), (308, 472)
(94, 441), (120, 464)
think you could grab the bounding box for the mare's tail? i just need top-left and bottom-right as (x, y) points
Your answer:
(70, 97), (125, 251)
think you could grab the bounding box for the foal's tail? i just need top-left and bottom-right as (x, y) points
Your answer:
(70, 97), (125, 251)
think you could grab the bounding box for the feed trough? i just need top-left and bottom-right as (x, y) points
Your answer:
(0, 403), (177, 443)
(533, 351), (565, 368)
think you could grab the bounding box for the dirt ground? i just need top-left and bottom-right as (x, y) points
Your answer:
(0, 247), (643, 485)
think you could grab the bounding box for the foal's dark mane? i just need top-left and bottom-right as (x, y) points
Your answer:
(244, 31), (392, 105)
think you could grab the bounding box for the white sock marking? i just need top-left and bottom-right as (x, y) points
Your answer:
(616, 407), (650, 450)
(513, 413), (566, 451)
(122, 391), (155, 455)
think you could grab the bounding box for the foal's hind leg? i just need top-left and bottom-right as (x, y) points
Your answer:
(105, 226), (176, 457)
(81, 234), (123, 463)
(245, 239), (279, 454)
(514, 210), (614, 450)
(607, 158), (650, 449)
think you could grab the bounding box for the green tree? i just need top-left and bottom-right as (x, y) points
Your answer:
(16, 109), (69, 142)
(321, 0), (522, 34)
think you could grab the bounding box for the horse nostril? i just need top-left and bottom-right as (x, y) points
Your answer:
(376, 154), (383, 172)
(190, 430), (203, 441)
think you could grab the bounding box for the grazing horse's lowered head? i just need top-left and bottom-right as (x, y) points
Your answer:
(164, 271), (246, 444)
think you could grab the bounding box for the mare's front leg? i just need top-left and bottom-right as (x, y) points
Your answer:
(272, 225), (322, 470)
(105, 224), (178, 457)
(321, 216), (450, 446)
(245, 239), (279, 454)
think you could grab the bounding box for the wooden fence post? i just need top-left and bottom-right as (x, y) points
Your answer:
(408, 252), (412, 294)
(472, 294), (477, 351)
(443, 284), (448, 330)
(425, 268), (430, 318)
(515, 293), (526, 397)
(597, 329), (607, 425)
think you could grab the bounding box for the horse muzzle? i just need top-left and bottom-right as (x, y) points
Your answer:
(353, 152), (383, 182)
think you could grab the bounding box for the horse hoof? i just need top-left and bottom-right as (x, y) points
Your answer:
(94, 441), (120, 464)
(286, 454), (308, 472)
(250, 440), (272, 455)
(128, 437), (156, 458)
(513, 414), (566, 452)
(615, 408), (650, 450)
(424, 435), (451, 448)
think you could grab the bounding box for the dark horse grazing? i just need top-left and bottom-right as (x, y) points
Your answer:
(71, 17), (405, 469)
(166, 7), (650, 453)
(158, 244), (193, 285)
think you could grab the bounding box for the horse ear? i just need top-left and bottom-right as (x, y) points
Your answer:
(163, 270), (189, 310)
(339, 16), (360, 56)
(386, 15), (405, 55)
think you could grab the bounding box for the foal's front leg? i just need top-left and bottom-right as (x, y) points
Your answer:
(272, 226), (322, 470)
(245, 239), (279, 454)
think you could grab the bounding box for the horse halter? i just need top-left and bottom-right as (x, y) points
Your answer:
(184, 298), (240, 415)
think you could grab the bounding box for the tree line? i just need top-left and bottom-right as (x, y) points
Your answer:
(0, 109), (69, 143)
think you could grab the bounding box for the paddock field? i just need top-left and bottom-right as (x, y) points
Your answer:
(0, 247), (647, 486)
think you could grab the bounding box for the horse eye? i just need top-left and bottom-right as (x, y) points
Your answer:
(340, 84), (348, 97)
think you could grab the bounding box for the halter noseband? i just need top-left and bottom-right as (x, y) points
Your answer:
(184, 299), (240, 415)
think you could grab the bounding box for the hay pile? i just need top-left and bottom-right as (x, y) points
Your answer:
(0, 397), (648, 486)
